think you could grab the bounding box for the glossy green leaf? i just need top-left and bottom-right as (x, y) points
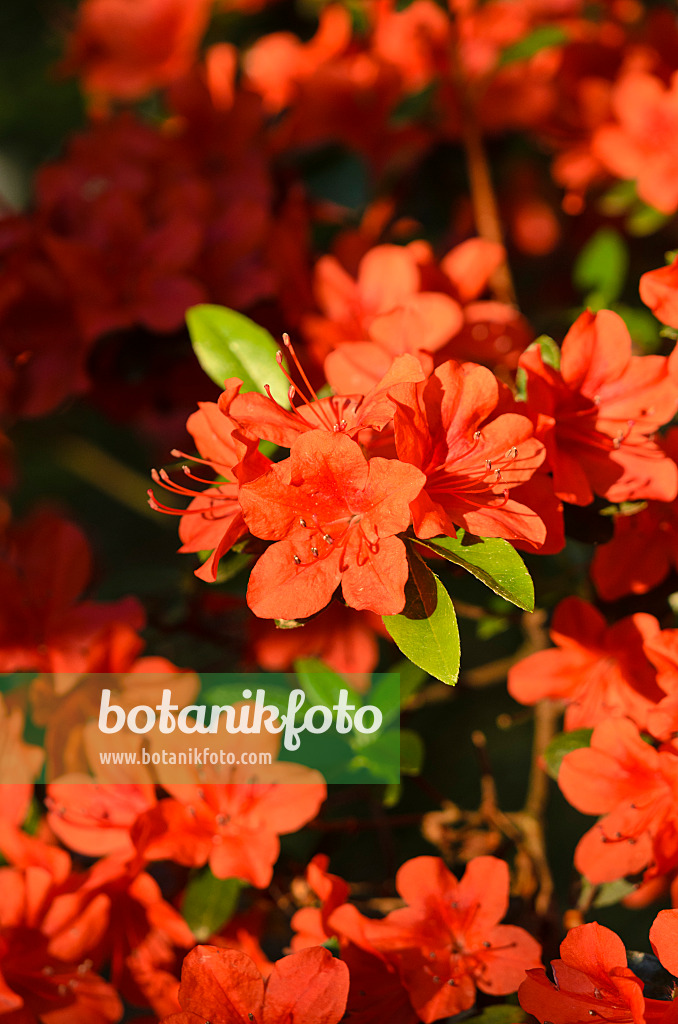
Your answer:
(417, 530), (535, 612)
(182, 868), (243, 940)
(186, 304), (288, 405)
(383, 547), (460, 686)
(544, 728), (593, 780)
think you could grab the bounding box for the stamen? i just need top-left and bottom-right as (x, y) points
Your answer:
(324, 534), (333, 544)
(170, 448), (231, 472)
(280, 335), (336, 430)
(311, 547), (319, 557)
(294, 555), (301, 565)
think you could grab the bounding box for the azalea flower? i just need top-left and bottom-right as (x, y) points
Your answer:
(640, 255), (678, 330)
(508, 597), (664, 732)
(150, 386), (270, 582)
(559, 718), (678, 885)
(334, 855), (542, 1024)
(392, 359), (548, 546)
(239, 428), (424, 619)
(160, 944), (349, 1024)
(518, 921), (668, 1024)
(519, 310), (678, 506)
(61, 0), (213, 107)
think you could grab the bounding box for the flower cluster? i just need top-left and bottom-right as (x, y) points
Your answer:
(3, 1), (678, 1023)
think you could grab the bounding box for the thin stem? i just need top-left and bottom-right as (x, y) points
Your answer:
(451, 24), (517, 306)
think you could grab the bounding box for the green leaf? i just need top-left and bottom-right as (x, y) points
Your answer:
(182, 868), (243, 940)
(593, 879), (637, 908)
(515, 334), (560, 400)
(465, 1004), (528, 1024)
(383, 547), (460, 686)
(599, 500), (647, 518)
(382, 781), (402, 807)
(214, 551), (253, 584)
(294, 657), (362, 708)
(626, 202), (671, 238)
(399, 728), (424, 775)
(186, 305), (289, 406)
(573, 228), (628, 308)
(598, 179), (638, 217)
(609, 303), (662, 352)
(416, 530), (535, 612)
(498, 25), (568, 66)
(348, 728), (400, 782)
(543, 728), (592, 780)
(202, 682), (293, 718)
(531, 334), (561, 370)
(394, 659), (429, 705)
(368, 672), (403, 729)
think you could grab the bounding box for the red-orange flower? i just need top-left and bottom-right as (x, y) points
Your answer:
(133, 763), (326, 889)
(150, 390), (270, 582)
(302, 243), (463, 391)
(239, 429), (425, 619)
(62, 0), (213, 107)
(508, 597), (663, 731)
(351, 856), (542, 1024)
(392, 360), (548, 546)
(519, 310), (678, 506)
(593, 71), (678, 215)
(559, 718), (678, 885)
(519, 922), (647, 1024)
(640, 255), (678, 330)
(160, 945), (349, 1024)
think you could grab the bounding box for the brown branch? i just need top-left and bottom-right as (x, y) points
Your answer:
(451, 30), (517, 307)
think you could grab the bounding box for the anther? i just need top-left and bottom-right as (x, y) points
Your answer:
(485, 460), (492, 471)
(324, 534), (333, 544)
(495, 468), (502, 481)
(474, 431), (482, 440)
(293, 555), (301, 565)
(505, 446), (518, 459)
(311, 547), (319, 557)
(299, 518), (307, 527)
